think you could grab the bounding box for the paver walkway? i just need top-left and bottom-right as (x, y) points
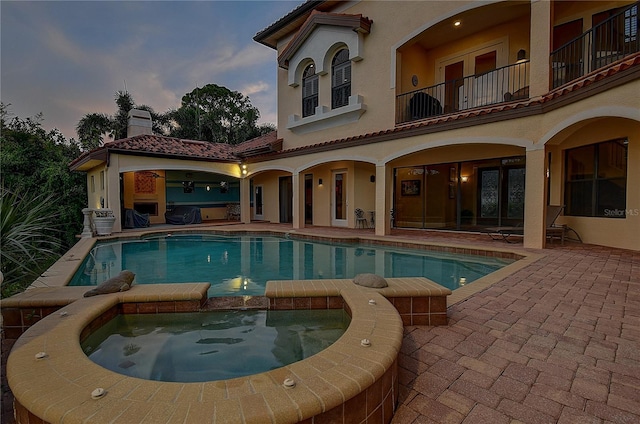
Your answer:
(393, 243), (640, 424)
(2, 224), (638, 423)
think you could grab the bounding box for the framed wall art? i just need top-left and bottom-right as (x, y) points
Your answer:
(401, 179), (421, 196)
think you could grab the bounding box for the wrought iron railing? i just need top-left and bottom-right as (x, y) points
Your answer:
(396, 60), (530, 124)
(551, 2), (639, 88)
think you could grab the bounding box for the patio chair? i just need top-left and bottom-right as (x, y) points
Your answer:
(545, 205), (565, 244)
(226, 203), (241, 220)
(354, 208), (369, 228)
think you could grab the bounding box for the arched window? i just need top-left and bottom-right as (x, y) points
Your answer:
(302, 63), (318, 117)
(332, 49), (351, 109)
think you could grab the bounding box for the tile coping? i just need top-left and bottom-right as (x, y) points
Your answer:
(7, 283), (403, 424)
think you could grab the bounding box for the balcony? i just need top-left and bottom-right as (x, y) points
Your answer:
(551, 2), (639, 88)
(396, 60), (530, 125)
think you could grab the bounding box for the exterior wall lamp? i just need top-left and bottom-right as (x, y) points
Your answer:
(460, 176), (469, 183)
(241, 164), (248, 176)
(318, 178), (323, 187)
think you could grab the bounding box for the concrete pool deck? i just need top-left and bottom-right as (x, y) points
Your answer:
(1, 223), (639, 423)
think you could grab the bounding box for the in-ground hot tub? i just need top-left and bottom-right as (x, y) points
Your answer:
(8, 282), (405, 423)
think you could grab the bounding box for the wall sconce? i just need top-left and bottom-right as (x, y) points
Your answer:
(517, 49), (527, 63)
(318, 178), (323, 187)
(241, 164), (247, 176)
(460, 176), (469, 183)
(206, 185), (211, 191)
(370, 175), (375, 183)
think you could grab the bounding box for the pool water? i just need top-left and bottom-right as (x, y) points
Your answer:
(69, 234), (513, 296)
(81, 309), (350, 382)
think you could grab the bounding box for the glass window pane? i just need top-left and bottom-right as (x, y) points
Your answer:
(597, 140), (627, 179)
(395, 167), (424, 228)
(424, 164), (455, 229)
(597, 178), (626, 217)
(566, 145), (595, 180)
(565, 180), (593, 216)
(480, 169), (499, 218)
(507, 168), (525, 219)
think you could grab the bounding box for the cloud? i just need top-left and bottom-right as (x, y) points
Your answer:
(1, 0), (290, 140)
(241, 81), (270, 96)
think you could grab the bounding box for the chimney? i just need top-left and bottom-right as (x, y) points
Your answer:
(127, 109), (153, 137)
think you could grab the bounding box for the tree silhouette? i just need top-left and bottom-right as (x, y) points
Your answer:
(76, 91), (168, 151)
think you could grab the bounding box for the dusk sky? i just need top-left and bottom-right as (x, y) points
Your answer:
(1, 1), (299, 141)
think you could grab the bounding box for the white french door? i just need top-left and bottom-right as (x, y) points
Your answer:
(331, 170), (348, 227)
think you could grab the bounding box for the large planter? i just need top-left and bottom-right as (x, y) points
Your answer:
(93, 209), (116, 236)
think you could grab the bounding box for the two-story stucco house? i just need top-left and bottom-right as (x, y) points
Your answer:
(71, 0), (640, 251)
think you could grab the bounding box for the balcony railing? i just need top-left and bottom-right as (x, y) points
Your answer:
(551, 2), (639, 88)
(396, 61), (530, 125)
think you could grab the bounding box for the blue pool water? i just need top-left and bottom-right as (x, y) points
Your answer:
(82, 309), (350, 382)
(69, 234), (514, 295)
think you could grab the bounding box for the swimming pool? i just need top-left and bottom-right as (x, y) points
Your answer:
(82, 309), (350, 382)
(69, 234), (514, 296)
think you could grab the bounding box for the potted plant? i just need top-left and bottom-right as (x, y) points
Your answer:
(93, 209), (116, 236)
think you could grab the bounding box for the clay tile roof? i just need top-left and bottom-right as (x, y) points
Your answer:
(542, 51), (640, 101)
(233, 131), (283, 157)
(69, 131), (282, 170)
(104, 134), (238, 161)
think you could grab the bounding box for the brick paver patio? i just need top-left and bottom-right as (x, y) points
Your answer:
(1, 224), (638, 423)
(392, 242), (640, 424)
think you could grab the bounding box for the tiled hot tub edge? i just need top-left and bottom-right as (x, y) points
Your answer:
(8, 284), (404, 424)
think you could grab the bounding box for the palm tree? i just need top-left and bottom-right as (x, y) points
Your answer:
(76, 91), (168, 151)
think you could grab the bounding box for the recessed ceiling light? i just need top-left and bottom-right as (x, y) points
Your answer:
(454, 20), (462, 27)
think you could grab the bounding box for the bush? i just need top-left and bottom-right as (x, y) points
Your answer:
(0, 189), (62, 297)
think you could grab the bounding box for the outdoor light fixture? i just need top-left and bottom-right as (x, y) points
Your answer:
(460, 176), (469, 183)
(318, 178), (323, 186)
(241, 164), (248, 175)
(453, 20), (461, 27)
(370, 175), (375, 183)
(206, 185), (211, 191)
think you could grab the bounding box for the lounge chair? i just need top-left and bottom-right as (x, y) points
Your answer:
(483, 223), (523, 243)
(545, 205), (565, 244)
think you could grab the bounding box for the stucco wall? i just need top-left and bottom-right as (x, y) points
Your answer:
(547, 118), (640, 251)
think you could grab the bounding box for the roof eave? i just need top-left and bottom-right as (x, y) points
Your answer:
(68, 149), (108, 172)
(106, 148), (241, 164)
(253, 0), (328, 49)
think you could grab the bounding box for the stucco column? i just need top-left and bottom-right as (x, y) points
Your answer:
(106, 157), (122, 233)
(240, 177), (251, 224)
(529, 0), (552, 97)
(524, 147), (546, 248)
(292, 172), (301, 229)
(375, 164), (391, 236)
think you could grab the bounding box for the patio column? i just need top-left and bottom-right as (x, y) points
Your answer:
(240, 177), (251, 224)
(524, 147), (546, 248)
(375, 164), (391, 236)
(529, 0), (552, 97)
(106, 156), (122, 233)
(292, 172), (302, 229)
